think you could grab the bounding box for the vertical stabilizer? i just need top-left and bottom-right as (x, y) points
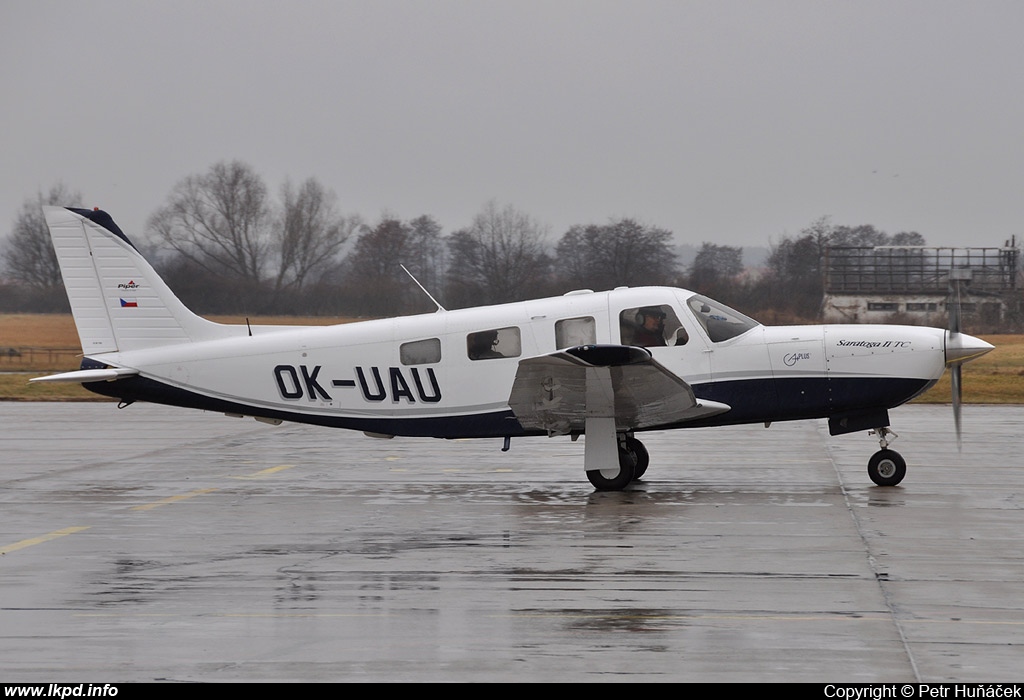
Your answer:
(44, 207), (230, 353)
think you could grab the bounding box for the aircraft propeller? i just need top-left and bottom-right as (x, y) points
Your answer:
(949, 282), (963, 448)
(943, 278), (993, 450)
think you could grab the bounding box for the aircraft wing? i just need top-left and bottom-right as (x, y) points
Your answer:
(508, 345), (730, 435)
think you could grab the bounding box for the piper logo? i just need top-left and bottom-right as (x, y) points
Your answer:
(117, 280), (140, 290)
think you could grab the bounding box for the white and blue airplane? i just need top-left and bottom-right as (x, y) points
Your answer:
(34, 206), (994, 490)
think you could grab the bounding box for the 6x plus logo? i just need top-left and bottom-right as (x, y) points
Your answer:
(784, 352), (811, 366)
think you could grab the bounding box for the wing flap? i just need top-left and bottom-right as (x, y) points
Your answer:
(508, 345), (729, 435)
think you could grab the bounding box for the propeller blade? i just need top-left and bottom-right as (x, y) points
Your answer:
(949, 278), (964, 450)
(949, 280), (962, 336)
(951, 363), (962, 451)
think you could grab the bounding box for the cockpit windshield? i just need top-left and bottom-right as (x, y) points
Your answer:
(686, 294), (760, 343)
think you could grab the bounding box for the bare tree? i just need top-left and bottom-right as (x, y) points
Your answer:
(341, 215), (446, 316)
(891, 231), (926, 246)
(406, 214), (446, 295)
(3, 183), (82, 292)
(554, 218), (677, 291)
(688, 242), (743, 297)
(760, 224), (831, 319)
(830, 223), (890, 248)
(553, 225), (594, 290)
(446, 201), (551, 306)
(275, 178), (358, 293)
(148, 161), (271, 286)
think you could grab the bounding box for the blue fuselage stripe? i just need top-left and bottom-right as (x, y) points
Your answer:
(84, 374), (935, 438)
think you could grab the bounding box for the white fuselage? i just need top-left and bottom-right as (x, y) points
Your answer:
(82, 286), (951, 438)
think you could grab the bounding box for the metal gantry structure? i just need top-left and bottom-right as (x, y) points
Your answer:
(822, 239), (1020, 327)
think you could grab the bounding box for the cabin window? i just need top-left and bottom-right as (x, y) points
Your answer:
(867, 302), (900, 311)
(400, 338), (442, 365)
(555, 317), (596, 349)
(467, 327), (521, 360)
(686, 295), (758, 343)
(619, 305), (686, 347)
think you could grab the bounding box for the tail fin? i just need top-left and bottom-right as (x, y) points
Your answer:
(44, 207), (232, 354)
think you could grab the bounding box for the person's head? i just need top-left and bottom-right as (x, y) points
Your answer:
(470, 330), (499, 356)
(639, 307), (665, 329)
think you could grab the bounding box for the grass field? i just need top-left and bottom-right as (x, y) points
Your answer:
(1, 314), (1021, 403)
(0, 314), (357, 401)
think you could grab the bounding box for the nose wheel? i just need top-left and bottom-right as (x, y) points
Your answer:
(868, 449), (906, 486)
(866, 427), (905, 486)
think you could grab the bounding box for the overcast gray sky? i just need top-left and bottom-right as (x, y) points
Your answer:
(3, 0), (1022, 249)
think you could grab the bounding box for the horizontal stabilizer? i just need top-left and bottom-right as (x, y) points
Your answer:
(509, 344), (730, 435)
(30, 368), (139, 384)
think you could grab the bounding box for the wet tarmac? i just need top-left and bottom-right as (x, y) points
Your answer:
(1, 401), (1022, 682)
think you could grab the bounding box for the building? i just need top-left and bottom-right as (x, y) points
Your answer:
(822, 240), (1020, 328)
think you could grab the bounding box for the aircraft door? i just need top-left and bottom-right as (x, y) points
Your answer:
(617, 298), (713, 386)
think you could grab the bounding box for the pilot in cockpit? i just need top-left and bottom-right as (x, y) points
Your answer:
(632, 307), (668, 347)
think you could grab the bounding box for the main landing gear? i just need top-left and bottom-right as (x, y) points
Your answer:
(866, 427), (906, 486)
(586, 434), (650, 491)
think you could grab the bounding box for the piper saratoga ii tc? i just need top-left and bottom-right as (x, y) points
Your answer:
(34, 207), (993, 490)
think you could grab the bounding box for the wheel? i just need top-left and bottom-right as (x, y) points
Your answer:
(867, 449), (906, 486)
(586, 445), (636, 491)
(624, 437), (650, 479)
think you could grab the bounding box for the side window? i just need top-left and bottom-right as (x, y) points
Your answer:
(554, 317), (596, 349)
(400, 338), (442, 365)
(619, 305), (687, 347)
(467, 327), (522, 360)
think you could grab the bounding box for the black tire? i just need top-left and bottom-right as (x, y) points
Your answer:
(867, 449), (906, 486)
(625, 437), (650, 479)
(586, 446), (636, 491)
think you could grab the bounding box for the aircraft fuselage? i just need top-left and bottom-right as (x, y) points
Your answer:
(80, 286), (947, 439)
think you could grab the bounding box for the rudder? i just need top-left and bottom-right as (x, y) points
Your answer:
(44, 206), (230, 354)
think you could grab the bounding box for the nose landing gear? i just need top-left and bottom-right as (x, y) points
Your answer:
(867, 427), (906, 486)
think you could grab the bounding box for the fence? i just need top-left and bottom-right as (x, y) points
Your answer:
(0, 347), (81, 371)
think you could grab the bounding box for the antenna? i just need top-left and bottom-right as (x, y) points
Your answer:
(400, 264), (447, 312)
